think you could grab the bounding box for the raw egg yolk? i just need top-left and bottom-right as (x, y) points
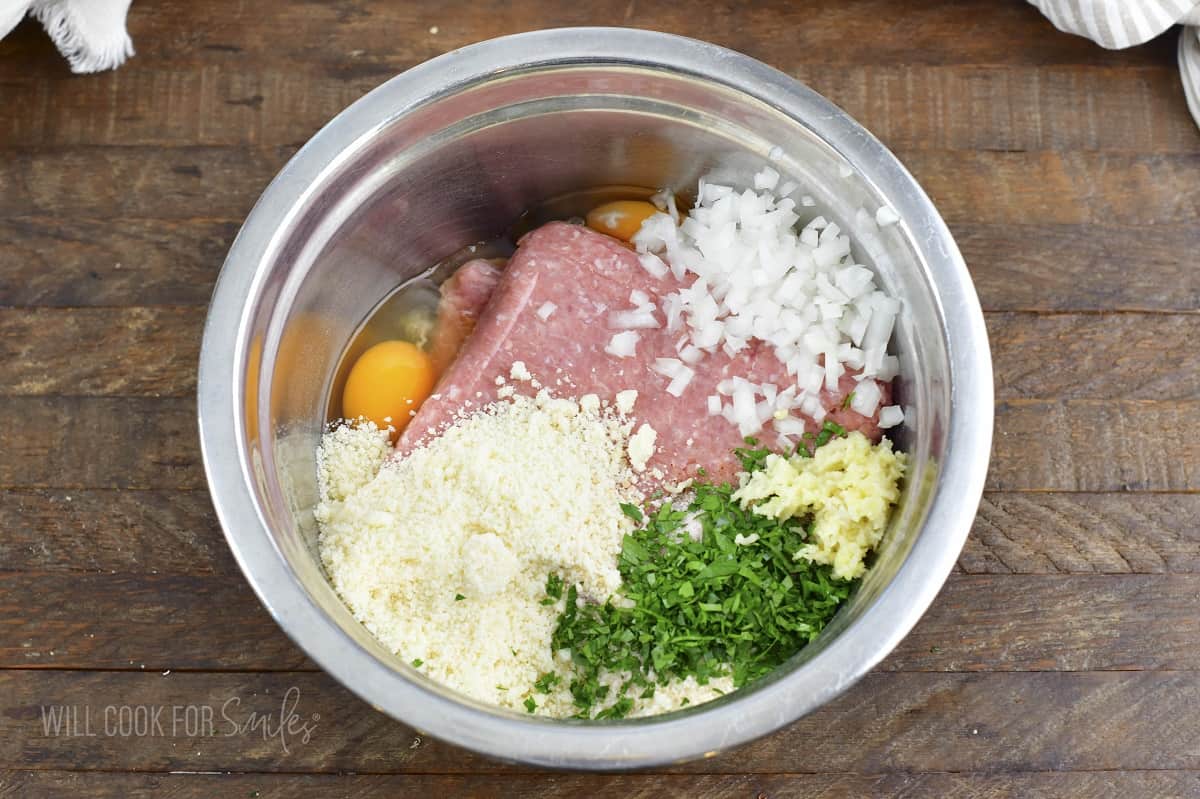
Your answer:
(342, 340), (436, 437)
(585, 200), (661, 243)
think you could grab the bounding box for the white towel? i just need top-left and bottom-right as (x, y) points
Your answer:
(0, 0), (132, 73)
(1029, 0), (1200, 129)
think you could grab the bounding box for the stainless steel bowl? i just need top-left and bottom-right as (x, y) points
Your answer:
(198, 28), (993, 769)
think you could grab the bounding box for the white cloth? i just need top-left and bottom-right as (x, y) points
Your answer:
(0, 0), (132, 73)
(1029, 0), (1200, 129)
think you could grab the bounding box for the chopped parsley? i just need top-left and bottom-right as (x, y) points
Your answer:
(540, 573), (564, 605)
(411, 658), (423, 668)
(620, 502), (644, 522)
(540, 436), (855, 718)
(842, 392), (855, 410)
(796, 420), (848, 457)
(533, 672), (562, 694)
(454, 593), (466, 601)
(524, 697), (537, 713)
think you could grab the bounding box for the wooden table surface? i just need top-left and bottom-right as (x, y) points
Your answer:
(2, 1), (1199, 796)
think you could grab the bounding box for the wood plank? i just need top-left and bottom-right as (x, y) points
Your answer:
(904, 151), (1200, 226)
(0, 572), (310, 671)
(5, 489), (1198, 577)
(5, 148), (1199, 226)
(0, 218), (234, 308)
(989, 313), (1200, 401)
(2, 397), (1197, 491)
(3, 770), (1199, 799)
(6, 309), (1197, 401)
(4, 572), (1196, 672)
(0, 490), (235, 577)
(0, 308), (203, 397)
(956, 223), (1200, 312)
(991, 400), (1200, 492)
(5, 219), (1197, 313)
(3, 64), (1196, 153)
(961, 492), (1200, 575)
(0, 0), (1178, 75)
(0, 147), (291, 221)
(1, 671), (1197, 773)
(0, 398), (203, 491)
(883, 574), (1200, 672)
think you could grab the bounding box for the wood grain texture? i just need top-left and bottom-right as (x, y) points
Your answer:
(957, 223), (1200, 312)
(5, 148), (1199, 226)
(0, 490), (235, 576)
(991, 400), (1200, 492)
(5, 220), (1198, 312)
(4, 64), (1197, 152)
(0, 398), (201, 490)
(1, 0), (1198, 789)
(2, 671), (1198, 773)
(4, 489), (1198, 576)
(961, 492), (1200, 575)
(0, 218), (234, 308)
(4, 397), (1197, 491)
(0, 308), (202, 397)
(0, 0), (1180, 74)
(989, 313), (1200, 400)
(4, 770), (1200, 799)
(4, 572), (1196, 672)
(5, 309), (1197, 400)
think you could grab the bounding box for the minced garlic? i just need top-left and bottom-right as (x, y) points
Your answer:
(732, 432), (906, 580)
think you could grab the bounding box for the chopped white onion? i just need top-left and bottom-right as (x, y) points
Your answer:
(774, 416), (808, 437)
(604, 331), (640, 358)
(608, 309), (660, 329)
(876, 205), (900, 227)
(652, 357), (685, 378)
(753, 166), (780, 191)
(850, 378), (882, 416)
(878, 405), (904, 428)
(626, 172), (904, 435)
(637, 252), (669, 279)
(666, 366), (695, 397)
(535, 301), (557, 321)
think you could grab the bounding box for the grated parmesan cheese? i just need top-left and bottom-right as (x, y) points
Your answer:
(317, 395), (642, 715)
(627, 423), (657, 473)
(615, 389), (638, 415)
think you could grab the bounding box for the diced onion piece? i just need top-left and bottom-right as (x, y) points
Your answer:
(535, 301), (557, 321)
(637, 252), (669, 279)
(629, 289), (650, 306)
(877, 355), (900, 381)
(774, 416), (808, 437)
(666, 366), (695, 397)
(850, 378), (882, 416)
(604, 331), (640, 358)
(730, 383), (761, 436)
(608, 309), (660, 329)
(878, 405), (904, 428)
(679, 345), (704, 365)
(753, 166), (780, 191)
(876, 205), (900, 226)
(652, 357), (685, 378)
(824, 350), (843, 391)
(707, 395), (723, 415)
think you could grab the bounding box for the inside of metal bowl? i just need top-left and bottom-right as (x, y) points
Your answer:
(236, 62), (950, 719)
